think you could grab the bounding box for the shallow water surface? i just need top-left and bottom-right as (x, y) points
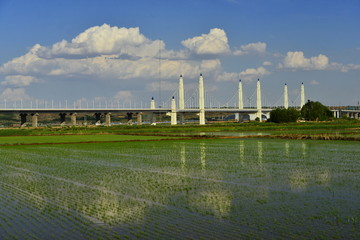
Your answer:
(0, 138), (359, 239)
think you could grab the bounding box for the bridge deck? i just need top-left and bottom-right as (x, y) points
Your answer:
(0, 108), (272, 114)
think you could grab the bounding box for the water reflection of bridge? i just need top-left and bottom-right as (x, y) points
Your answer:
(181, 138), (315, 192)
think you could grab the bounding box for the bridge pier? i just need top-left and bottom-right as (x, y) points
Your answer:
(105, 112), (111, 126)
(338, 110), (344, 118)
(127, 112), (133, 125)
(179, 113), (185, 124)
(136, 112), (143, 125)
(94, 112), (102, 125)
(70, 113), (77, 126)
(20, 113), (27, 128)
(150, 112), (156, 124)
(59, 113), (66, 126)
(31, 113), (39, 127)
(236, 113), (247, 122)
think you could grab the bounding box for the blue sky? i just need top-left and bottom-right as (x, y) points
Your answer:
(0, 0), (359, 108)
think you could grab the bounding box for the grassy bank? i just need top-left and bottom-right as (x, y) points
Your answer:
(0, 134), (187, 146)
(0, 119), (358, 136)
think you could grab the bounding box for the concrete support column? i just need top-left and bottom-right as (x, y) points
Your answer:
(94, 112), (102, 125)
(199, 74), (205, 125)
(238, 80), (243, 109)
(179, 75), (185, 110)
(31, 113), (39, 127)
(237, 113), (246, 122)
(137, 112), (143, 125)
(105, 112), (111, 126)
(179, 113), (185, 124)
(20, 113), (27, 128)
(301, 82), (305, 108)
(256, 79), (262, 122)
(126, 112), (133, 125)
(59, 113), (66, 126)
(70, 113), (77, 126)
(150, 113), (156, 124)
(235, 113), (239, 122)
(171, 96), (177, 125)
(284, 83), (288, 109)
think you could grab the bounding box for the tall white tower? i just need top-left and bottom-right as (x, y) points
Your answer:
(171, 96), (177, 125)
(256, 79), (262, 122)
(300, 82), (305, 108)
(199, 74), (205, 125)
(284, 83), (289, 109)
(150, 97), (155, 109)
(238, 80), (243, 109)
(179, 75), (185, 110)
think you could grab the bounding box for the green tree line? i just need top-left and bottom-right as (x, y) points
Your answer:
(269, 101), (333, 123)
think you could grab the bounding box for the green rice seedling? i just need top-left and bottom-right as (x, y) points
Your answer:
(1, 136), (359, 239)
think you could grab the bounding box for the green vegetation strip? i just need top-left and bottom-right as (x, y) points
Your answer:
(0, 120), (359, 137)
(0, 134), (186, 145)
(0, 138), (359, 239)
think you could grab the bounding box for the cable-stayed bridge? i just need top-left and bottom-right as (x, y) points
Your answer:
(0, 74), (326, 127)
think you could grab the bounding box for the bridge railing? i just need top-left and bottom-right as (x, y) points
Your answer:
(0, 100), (156, 110)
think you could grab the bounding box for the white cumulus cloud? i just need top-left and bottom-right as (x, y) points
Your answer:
(37, 24), (165, 58)
(234, 42), (266, 56)
(216, 66), (270, 82)
(310, 80), (320, 85)
(0, 25), (224, 86)
(0, 88), (32, 101)
(339, 63), (360, 72)
(146, 82), (179, 92)
(282, 51), (329, 70)
(2, 75), (39, 87)
(216, 72), (239, 82)
(239, 66), (270, 81)
(113, 90), (134, 101)
(181, 28), (230, 55)
(262, 61), (272, 66)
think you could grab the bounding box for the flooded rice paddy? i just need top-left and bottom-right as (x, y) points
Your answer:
(0, 136), (359, 239)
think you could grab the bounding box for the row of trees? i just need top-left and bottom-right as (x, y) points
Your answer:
(269, 100), (333, 123)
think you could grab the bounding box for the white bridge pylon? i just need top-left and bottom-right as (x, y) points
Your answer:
(151, 74), (305, 125)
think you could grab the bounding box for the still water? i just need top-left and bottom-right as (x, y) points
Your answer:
(0, 137), (359, 239)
